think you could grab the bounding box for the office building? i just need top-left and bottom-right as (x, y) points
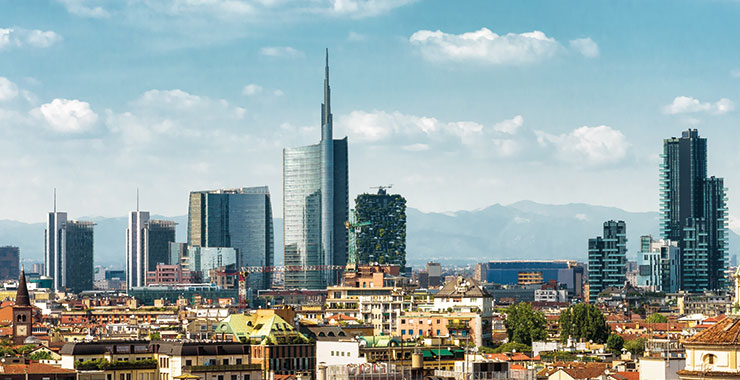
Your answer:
(661, 129), (728, 291)
(187, 186), (274, 290)
(126, 209), (177, 289)
(45, 206), (94, 293)
(0, 246), (20, 281)
(283, 50), (349, 289)
(637, 235), (681, 292)
(588, 220), (627, 302)
(187, 246), (238, 283)
(353, 188), (407, 269)
(426, 262), (442, 287)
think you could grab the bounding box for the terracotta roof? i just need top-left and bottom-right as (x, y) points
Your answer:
(704, 315), (726, 323)
(0, 363), (77, 374)
(683, 316), (740, 345)
(610, 371), (639, 380)
(327, 314), (357, 321)
(510, 364), (526, 370)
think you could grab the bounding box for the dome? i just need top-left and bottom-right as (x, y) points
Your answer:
(23, 336), (41, 345)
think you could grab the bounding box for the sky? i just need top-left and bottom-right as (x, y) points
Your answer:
(2, 0), (740, 233)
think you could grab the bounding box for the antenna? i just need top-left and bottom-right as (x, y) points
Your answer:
(53, 188), (57, 213)
(137, 188), (140, 212)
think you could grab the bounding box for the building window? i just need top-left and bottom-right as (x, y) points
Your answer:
(236, 358), (242, 365)
(185, 360), (192, 366)
(222, 359), (229, 365)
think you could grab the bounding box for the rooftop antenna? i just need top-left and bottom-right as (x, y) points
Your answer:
(53, 188), (57, 213)
(136, 187), (140, 212)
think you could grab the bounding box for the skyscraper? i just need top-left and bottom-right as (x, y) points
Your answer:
(0, 246), (20, 281)
(660, 129), (728, 291)
(187, 186), (274, 290)
(354, 188), (407, 269)
(283, 50), (349, 289)
(44, 196), (94, 293)
(588, 220), (627, 302)
(126, 207), (177, 289)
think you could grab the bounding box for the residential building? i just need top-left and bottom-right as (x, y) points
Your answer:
(126, 209), (177, 288)
(426, 262), (442, 287)
(60, 340), (157, 380)
(637, 235), (681, 292)
(661, 129), (728, 291)
(353, 188), (406, 269)
(677, 316), (740, 379)
(188, 186), (274, 290)
(0, 362), (76, 380)
(588, 220), (627, 302)
(0, 245), (20, 281)
(154, 342), (262, 380)
(45, 208), (94, 293)
(283, 50), (348, 289)
(146, 264), (192, 285)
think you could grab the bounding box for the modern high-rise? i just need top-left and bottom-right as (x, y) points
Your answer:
(660, 129), (728, 291)
(588, 220), (627, 302)
(0, 246), (20, 281)
(354, 188), (407, 269)
(636, 235), (681, 292)
(283, 50), (349, 289)
(45, 209), (94, 293)
(126, 210), (177, 289)
(187, 186), (274, 290)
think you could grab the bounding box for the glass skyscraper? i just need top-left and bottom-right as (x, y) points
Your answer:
(126, 209), (177, 289)
(588, 220), (627, 302)
(283, 50), (349, 289)
(187, 186), (274, 290)
(45, 209), (94, 293)
(660, 129), (728, 291)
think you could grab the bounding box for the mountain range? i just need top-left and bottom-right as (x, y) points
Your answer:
(1, 201), (736, 268)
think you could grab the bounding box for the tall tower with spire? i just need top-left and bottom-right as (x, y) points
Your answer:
(283, 49), (349, 289)
(12, 269), (33, 345)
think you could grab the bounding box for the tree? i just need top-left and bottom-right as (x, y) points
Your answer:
(504, 302), (547, 346)
(606, 334), (624, 354)
(558, 303), (610, 344)
(645, 313), (668, 324)
(624, 338), (646, 356)
(29, 350), (53, 361)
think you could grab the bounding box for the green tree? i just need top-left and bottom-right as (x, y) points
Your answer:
(558, 303), (610, 344)
(149, 332), (161, 341)
(606, 334), (624, 354)
(624, 338), (646, 356)
(29, 350), (53, 361)
(645, 313), (668, 323)
(504, 302), (547, 346)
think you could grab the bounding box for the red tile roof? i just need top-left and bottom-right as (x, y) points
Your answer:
(684, 316), (740, 345)
(610, 371), (639, 380)
(0, 363), (77, 374)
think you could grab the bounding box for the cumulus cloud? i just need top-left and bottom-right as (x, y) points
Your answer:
(493, 115), (523, 134)
(663, 96), (734, 115)
(0, 28), (62, 49)
(242, 84), (263, 96)
(409, 27), (560, 65)
(536, 125), (629, 165)
(56, 0), (110, 18)
(569, 37), (599, 58)
(259, 46), (304, 58)
(0, 77), (19, 101)
(33, 98), (99, 133)
(330, 0), (415, 18)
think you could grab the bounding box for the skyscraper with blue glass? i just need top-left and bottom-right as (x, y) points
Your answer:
(588, 220), (627, 302)
(660, 129), (728, 291)
(283, 50), (349, 289)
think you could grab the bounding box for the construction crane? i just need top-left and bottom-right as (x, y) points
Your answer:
(345, 209), (371, 270)
(369, 184), (393, 195)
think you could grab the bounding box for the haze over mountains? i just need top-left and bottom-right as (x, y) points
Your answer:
(1, 201), (737, 268)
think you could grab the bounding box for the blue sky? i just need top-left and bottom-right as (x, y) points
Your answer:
(2, 0), (740, 235)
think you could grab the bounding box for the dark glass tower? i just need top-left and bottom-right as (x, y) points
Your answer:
(283, 50), (349, 289)
(187, 186), (274, 290)
(588, 220), (627, 302)
(660, 129), (727, 291)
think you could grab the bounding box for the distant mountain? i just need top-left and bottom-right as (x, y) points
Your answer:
(1, 201), (736, 268)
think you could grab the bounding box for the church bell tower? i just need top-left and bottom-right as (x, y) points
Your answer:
(12, 269), (33, 345)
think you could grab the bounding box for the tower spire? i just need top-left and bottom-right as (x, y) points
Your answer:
(137, 188), (139, 212)
(53, 188), (56, 213)
(321, 48), (332, 141)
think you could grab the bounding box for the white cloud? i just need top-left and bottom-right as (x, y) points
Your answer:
(402, 143), (430, 152)
(569, 37), (599, 58)
(242, 84), (263, 96)
(409, 27), (560, 65)
(34, 98), (99, 133)
(56, 0), (110, 18)
(259, 46), (304, 58)
(663, 96), (734, 115)
(330, 0), (415, 18)
(575, 213), (588, 221)
(347, 31), (366, 41)
(493, 115), (523, 134)
(0, 28), (62, 49)
(0, 77), (19, 101)
(536, 125), (628, 165)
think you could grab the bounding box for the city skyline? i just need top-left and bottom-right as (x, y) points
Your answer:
(2, 1), (740, 233)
